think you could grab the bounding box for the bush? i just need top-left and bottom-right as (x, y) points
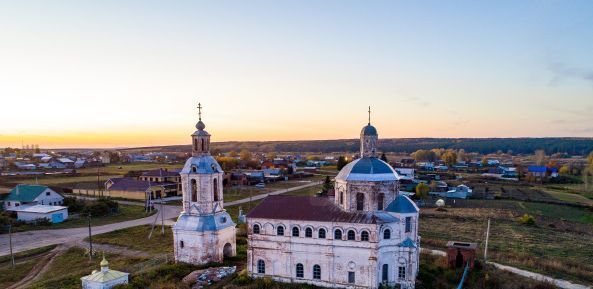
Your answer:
(519, 214), (536, 226)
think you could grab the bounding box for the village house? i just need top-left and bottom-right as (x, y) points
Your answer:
(246, 119), (420, 289)
(2, 184), (64, 211)
(105, 178), (169, 201)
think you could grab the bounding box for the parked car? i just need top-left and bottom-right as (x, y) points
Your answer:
(255, 183), (265, 189)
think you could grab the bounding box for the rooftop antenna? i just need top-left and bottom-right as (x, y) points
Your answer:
(368, 106), (371, 125)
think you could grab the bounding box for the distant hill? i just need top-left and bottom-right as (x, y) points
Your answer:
(121, 137), (593, 155)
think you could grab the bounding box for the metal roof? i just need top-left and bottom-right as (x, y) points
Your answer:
(335, 157), (399, 182)
(247, 195), (396, 224)
(5, 185), (53, 202)
(181, 156), (223, 174)
(141, 168), (180, 177)
(399, 237), (418, 248)
(361, 124), (378, 136)
(385, 195), (419, 214)
(13, 204), (67, 213)
(173, 211), (235, 232)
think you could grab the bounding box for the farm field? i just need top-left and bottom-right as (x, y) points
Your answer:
(0, 245), (56, 288)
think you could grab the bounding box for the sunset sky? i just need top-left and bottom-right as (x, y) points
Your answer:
(1, 1), (592, 148)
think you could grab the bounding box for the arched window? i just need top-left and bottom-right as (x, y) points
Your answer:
(313, 265), (321, 279)
(305, 227), (313, 238)
(257, 260), (265, 274)
(277, 226), (285, 236)
(292, 227), (300, 237)
(213, 179), (219, 202)
(296, 263), (304, 278)
(191, 165), (197, 173)
(318, 228), (326, 239)
(334, 229), (342, 240)
(201, 139), (205, 151)
(361, 231), (369, 241)
(191, 179), (197, 202)
(383, 229), (391, 240)
(356, 193), (364, 211)
(193, 139), (197, 151)
(378, 193), (384, 210)
(339, 191), (344, 204)
(180, 241), (184, 248)
(382, 264), (389, 282)
(253, 224), (260, 234)
(405, 216), (412, 233)
(347, 230), (356, 240)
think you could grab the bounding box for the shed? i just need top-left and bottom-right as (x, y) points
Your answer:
(446, 241), (478, 270)
(14, 205), (69, 223)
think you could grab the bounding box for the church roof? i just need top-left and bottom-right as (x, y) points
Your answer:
(361, 124), (377, 136)
(181, 155), (223, 174)
(335, 157), (399, 182)
(247, 195), (398, 224)
(173, 210), (235, 232)
(399, 237), (418, 248)
(385, 195), (419, 214)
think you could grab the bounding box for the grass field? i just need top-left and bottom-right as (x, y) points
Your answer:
(29, 247), (147, 289)
(87, 224), (173, 255)
(8, 204), (155, 233)
(0, 245), (56, 288)
(420, 206), (593, 284)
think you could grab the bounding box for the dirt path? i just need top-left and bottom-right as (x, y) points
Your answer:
(421, 248), (591, 289)
(7, 245), (66, 289)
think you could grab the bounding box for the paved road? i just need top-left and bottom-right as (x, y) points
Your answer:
(0, 181), (321, 256)
(422, 248), (591, 289)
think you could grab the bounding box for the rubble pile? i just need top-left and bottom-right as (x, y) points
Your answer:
(185, 266), (237, 289)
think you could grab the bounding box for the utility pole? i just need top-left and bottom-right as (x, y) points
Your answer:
(97, 167), (100, 197)
(88, 213), (93, 261)
(161, 195), (165, 236)
(9, 224), (15, 268)
(484, 218), (491, 262)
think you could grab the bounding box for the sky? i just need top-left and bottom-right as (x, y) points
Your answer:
(0, 0), (592, 148)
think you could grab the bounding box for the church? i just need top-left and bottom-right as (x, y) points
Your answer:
(172, 104), (237, 264)
(246, 116), (420, 288)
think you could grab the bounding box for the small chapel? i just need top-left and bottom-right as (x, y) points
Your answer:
(172, 104), (236, 264)
(246, 112), (420, 289)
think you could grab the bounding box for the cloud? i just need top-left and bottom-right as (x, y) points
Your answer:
(548, 62), (593, 86)
(401, 96), (431, 107)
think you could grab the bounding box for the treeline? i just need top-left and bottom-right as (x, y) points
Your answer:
(127, 138), (593, 155)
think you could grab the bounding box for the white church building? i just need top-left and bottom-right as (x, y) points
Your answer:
(172, 104), (237, 264)
(246, 118), (420, 288)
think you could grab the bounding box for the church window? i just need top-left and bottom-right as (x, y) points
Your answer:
(213, 179), (219, 202)
(296, 263), (304, 278)
(193, 139), (197, 151)
(361, 231), (369, 241)
(305, 227), (313, 238)
(339, 191), (344, 205)
(257, 260), (266, 274)
(180, 241), (184, 248)
(313, 265), (321, 279)
(356, 193), (364, 211)
(191, 179), (197, 202)
(253, 224), (260, 234)
(382, 264), (389, 282)
(398, 266), (406, 280)
(348, 271), (355, 284)
(334, 229), (342, 240)
(378, 193), (384, 210)
(191, 165), (197, 173)
(201, 139), (205, 151)
(277, 226), (285, 236)
(292, 227), (300, 237)
(405, 217), (412, 233)
(383, 229), (391, 240)
(347, 230), (356, 240)
(318, 228), (326, 239)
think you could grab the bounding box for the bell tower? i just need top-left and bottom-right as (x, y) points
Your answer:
(360, 106), (378, 158)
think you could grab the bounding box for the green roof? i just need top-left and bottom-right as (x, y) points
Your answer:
(4, 184), (51, 202)
(81, 269), (128, 283)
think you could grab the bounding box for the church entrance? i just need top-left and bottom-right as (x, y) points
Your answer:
(223, 243), (233, 258)
(455, 250), (464, 268)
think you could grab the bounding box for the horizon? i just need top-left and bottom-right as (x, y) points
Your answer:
(1, 1), (593, 148)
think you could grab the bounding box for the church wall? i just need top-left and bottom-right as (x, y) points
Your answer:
(334, 180), (398, 212)
(173, 225), (236, 265)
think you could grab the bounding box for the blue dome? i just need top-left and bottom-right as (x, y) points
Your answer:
(336, 157), (399, 182)
(181, 155), (223, 174)
(361, 124), (378, 136)
(385, 195), (419, 214)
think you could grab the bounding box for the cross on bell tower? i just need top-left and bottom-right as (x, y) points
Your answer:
(368, 106), (371, 125)
(197, 102), (203, 121)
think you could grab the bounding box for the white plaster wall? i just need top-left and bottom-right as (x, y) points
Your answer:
(173, 224), (236, 265)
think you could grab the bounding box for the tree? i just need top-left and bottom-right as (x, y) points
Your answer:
(415, 182), (429, 200)
(380, 153), (388, 163)
(320, 176), (333, 196)
(266, 152), (277, 160)
(559, 165), (570, 175)
(481, 157), (488, 167)
(441, 151), (457, 166)
(412, 150), (436, 162)
(337, 156), (349, 171)
(240, 149), (252, 162)
(457, 149), (468, 163)
(534, 149), (546, 166)
(229, 150), (238, 158)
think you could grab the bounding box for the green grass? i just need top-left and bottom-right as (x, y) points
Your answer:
(420, 207), (593, 284)
(76, 163), (182, 175)
(0, 245), (56, 288)
(8, 205), (155, 233)
(519, 202), (593, 224)
(541, 189), (593, 206)
(87, 225), (173, 255)
(29, 247), (147, 289)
